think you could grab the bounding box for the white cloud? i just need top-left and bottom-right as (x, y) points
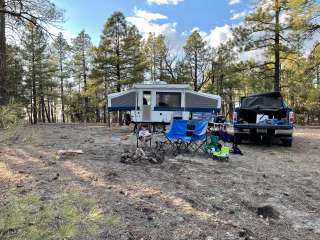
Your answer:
(202, 24), (234, 49)
(147, 0), (184, 5)
(187, 25), (234, 49)
(134, 8), (167, 21)
(127, 8), (186, 56)
(231, 10), (247, 20)
(228, 0), (241, 5)
(127, 8), (176, 38)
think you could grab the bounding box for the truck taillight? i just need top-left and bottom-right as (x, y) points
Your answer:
(233, 112), (238, 123)
(289, 111), (294, 124)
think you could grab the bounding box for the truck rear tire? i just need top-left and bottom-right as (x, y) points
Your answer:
(282, 138), (292, 147)
(234, 134), (242, 144)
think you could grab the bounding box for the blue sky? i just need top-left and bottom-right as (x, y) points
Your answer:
(52, 0), (249, 47)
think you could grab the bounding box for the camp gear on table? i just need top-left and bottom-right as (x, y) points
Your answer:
(136, 124), (152, 148)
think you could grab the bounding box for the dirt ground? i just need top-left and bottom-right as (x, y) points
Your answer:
(0, 124), (320, 240)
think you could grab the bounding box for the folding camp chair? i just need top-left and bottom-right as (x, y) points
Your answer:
(189, 121), (208, 152)
(165, 119), (191, 154)
(204, 135), (221, 153)
(212, 146), (230, 161)
(204, 134), (231, 160)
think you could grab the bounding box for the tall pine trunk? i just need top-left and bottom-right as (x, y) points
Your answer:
(39, 63), (46, 123)
(116, 43), (122, 125)
(194, 53), (198, 91)
(31, 27), (37, 124)
(274, 0), (281, 92)
(0, 0), (7, 104)
(47, 97), (51, 123)
(82, 39), (89, 123)
(60, 56), (65, 123)
(317, 64), (319, 87)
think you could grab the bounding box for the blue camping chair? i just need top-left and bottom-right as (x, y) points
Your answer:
(190, 121), (208, 152)
(165, 119), (191, 154)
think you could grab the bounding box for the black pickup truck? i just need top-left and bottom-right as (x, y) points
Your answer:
(233, 92), (294, 146)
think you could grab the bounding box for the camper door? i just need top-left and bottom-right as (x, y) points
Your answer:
(142, 91), (151, 122)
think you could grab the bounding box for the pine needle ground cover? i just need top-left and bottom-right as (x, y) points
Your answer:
(0, 190), (119, 240)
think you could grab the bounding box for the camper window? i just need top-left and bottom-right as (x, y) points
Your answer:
(143, 91), (151, 105)
(156, 92), (181, 108)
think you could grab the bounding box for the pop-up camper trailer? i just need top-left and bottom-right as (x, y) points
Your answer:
(108, 82), (221, 124)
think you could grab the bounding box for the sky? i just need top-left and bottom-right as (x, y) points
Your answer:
(51, 0), (250, 50)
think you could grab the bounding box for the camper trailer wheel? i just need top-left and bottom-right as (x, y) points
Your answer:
(124, 113), (131, 125)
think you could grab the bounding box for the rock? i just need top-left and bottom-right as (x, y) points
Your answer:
(224, 232), (237, 240)
(176, 216), (184, 223)
(51, 173), (59, 181)
(229, 209), (235, 214)
(238, 228), (254, 239)
(212, 204), (223, 211)
(149, 157), (158, 164)
(257, 205), (280, 219)
(48, 173), (59, 182)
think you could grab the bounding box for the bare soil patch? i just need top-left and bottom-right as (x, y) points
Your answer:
(0, 124), (319, 240)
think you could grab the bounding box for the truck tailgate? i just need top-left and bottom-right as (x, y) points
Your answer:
(234, 123), (293, 130)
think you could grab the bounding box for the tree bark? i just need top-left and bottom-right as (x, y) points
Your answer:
(39, 62), (46, 123)
(194, 52), (198, 91)
(0, 0), (7, 104)
(274, 0), (281, 92)
(316, 64), (319, 87)
(82, 38), (89, 122)
(60, 55), (65, 123)
(116, 42), (122, 125)
(39, 82), (45, 123)
(47, 97), (51, 123)
(31, 27), (37, 124)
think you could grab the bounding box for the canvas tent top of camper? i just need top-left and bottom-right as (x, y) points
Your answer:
(108, 83), (221, 123)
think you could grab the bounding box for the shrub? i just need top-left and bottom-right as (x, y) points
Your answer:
(0, 100), (24, 129)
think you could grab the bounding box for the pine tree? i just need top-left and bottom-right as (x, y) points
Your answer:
(234, 0), (319, 92)
(184, 31), (209, 91)
(52, 32), (70, 123)
(99, 11), (145, 124)
(123, 25), (145, 86)
(0, 0), (62, 105)
(6, 45), (25, 103)
(0, 0), (6, 104)
(100, 11), (128, 92)
(71, 30), (92, 122)
(21, 23), (49, 124)
(144, 33), (168, 82)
